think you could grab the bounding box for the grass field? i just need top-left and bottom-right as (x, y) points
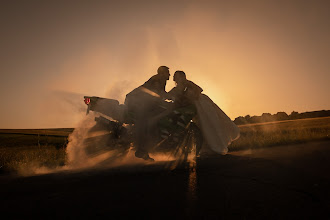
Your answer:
(0, 117), (329, 175)
(0, 128), (71, 175)
(230, 116), (330, 151)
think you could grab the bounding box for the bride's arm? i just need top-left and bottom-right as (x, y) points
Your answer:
(185, 81), (203, 100)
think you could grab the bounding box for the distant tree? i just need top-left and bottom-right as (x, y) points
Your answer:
(235, 110), (329, 125)
(290, 111), (299, 119)
(234, 116), (247, 125)
(275, 112), (289, 121)
(250, 116), (261, 123)
(261, 113), (274, 122)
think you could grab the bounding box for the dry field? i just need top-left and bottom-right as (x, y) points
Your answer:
(0, 129), (71, 175)
(0, 117), (329, 174)
(230, 116), (330, 151)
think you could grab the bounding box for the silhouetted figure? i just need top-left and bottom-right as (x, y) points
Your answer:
(168, 70), (203, 107)
(169, 70), (240, 155)
(124, 66), (170, 161)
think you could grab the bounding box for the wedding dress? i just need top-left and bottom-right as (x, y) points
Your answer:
(194, 94), (240, 154)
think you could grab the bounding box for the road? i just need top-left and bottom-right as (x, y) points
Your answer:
(1, 141), (330, 219)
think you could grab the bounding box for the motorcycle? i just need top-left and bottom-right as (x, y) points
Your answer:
(82, 95), (203, 161)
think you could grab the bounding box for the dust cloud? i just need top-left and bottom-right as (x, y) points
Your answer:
(64, 115), (178, 171)
(22, 112), (179, 176)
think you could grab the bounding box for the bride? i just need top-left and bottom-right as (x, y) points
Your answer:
(168, 71), (240, 155)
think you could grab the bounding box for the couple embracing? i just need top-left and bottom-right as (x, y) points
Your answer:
(125, 66), (240, 161)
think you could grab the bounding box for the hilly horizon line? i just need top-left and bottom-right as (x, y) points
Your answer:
(236, 109), (330, 118)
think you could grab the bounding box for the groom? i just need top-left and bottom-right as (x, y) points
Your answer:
(124, 66), (171, 161)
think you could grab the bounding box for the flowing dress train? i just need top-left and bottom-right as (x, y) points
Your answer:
(194, 94), (240, 154)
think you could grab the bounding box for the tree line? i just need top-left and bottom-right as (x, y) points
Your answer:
(233, 110), (330, 125)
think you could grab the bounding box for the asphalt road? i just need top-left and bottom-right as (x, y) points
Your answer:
(1, 141), (330, 219)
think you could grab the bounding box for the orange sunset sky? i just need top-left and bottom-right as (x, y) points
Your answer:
(1, 0), (329, 128)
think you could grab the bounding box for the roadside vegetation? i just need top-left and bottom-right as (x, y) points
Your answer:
(0, 145), (66, 175)
(0, 129), (71, 175)
(0, 118), (329, 175)
(230, 116), (330, 151)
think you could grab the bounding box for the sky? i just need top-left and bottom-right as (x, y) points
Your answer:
(0, 0), (329, 128)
